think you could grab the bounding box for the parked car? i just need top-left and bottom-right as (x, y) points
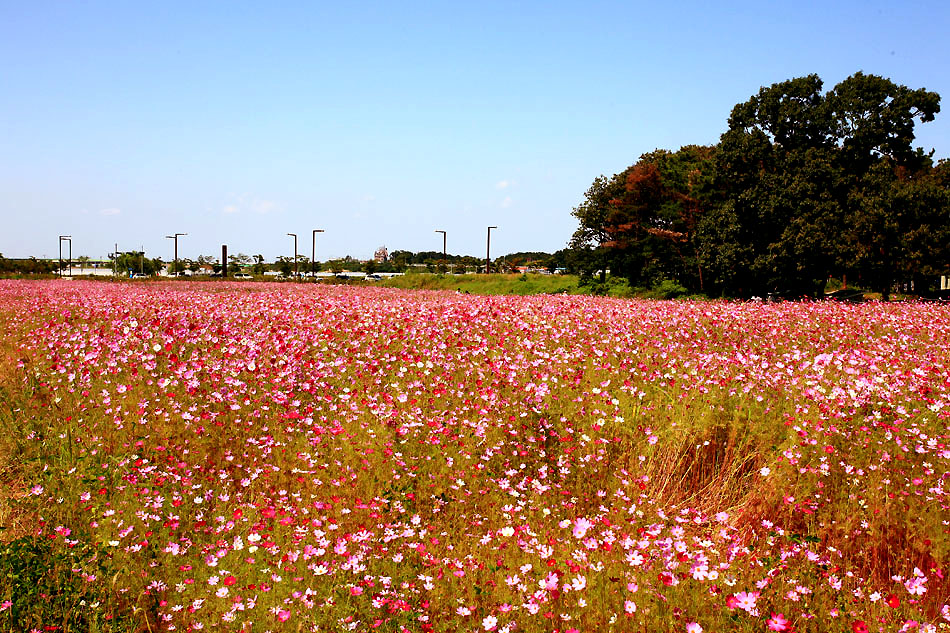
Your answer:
(233, 273), (253, 280)
(131, 273), (149, 279)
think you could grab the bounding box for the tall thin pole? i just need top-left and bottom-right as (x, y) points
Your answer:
(486, 226), (497, 274)
(165, 233), (186, 276)
(435, 230), (446, 271)
(312, 229), (324, 279)
(59, 236), (71, 277)
(288, 233), (298, 279)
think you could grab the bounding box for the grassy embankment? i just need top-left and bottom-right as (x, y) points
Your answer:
(378, 272), (581, 295)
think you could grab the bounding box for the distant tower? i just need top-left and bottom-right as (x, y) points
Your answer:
(374, 246), (388, 263)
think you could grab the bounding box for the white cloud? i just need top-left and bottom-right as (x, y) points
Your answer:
(251, 199), (276, 214)
(496, 180), (513, 189)
(99, 208), (121, 216)
(500, 196), (513, 209)
(221, 194), (279, 215)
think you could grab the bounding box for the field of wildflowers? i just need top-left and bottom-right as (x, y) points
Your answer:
(0, 280), (947, 633)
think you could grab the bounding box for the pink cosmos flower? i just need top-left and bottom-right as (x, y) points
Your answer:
(572, 517), (593, 539)
(732, 591), (759, 613)
(767, 612), (791, 631)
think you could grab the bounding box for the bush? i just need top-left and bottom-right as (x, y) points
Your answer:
(651, 279), (689, 299)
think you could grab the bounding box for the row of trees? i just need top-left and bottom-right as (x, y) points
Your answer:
(6, 250), (558, 278)
(102, 251), (553, 277)
(0, 254), (59, 275)
(569, 72), (950, 298)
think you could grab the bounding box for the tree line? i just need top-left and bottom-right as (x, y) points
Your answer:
(99, 251), (555, 277)
(0, 254), (59, 275)
(567, 72), (950, 298)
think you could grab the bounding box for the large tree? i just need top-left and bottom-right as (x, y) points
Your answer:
(705, 72), (941, 297)
(568, 72), (944, 298)
(571, 145), (715, 289)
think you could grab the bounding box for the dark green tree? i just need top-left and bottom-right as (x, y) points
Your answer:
(705, 72), (941, 297)
(252, 255), (267, 275)
(275, 256), (294, 277)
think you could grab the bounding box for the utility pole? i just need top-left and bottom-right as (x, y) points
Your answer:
(58, 236), (72, 277)
(486, 226), (497, 274)
(435, 230), (446, 271)
(312, 229), (324, 279)
(287, 233), (298, 279)
(165, 233), (187, 277)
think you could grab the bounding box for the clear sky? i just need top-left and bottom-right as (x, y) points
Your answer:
(3, 1), (949, 262)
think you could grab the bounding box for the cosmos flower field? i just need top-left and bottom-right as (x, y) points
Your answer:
(0, 280), (948, 633)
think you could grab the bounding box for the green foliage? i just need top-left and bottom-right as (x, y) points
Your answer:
(0, 535), (146, 632)
(110, 251), (160, 276)
(570, 71), (947, 298)
(380, 273), (582, 296)
(707, 72), (943, 297)
(571, 146), (717, 291)
(0, 255), (58, 276)
(275, 255), (294, 277)
(325, 256), (362, 273)
(651, 279), (689, 299)
(228, 252), (252, 270)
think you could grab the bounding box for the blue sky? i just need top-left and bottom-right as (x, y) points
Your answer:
(2, 1), (949, 261)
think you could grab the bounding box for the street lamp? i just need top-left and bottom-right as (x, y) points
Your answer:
(165, 232), (186, 277)
(486, 226), (497, 274)
(434, 230), (446, 271)
(312, 229), (324, 279)
(287, 233), (298, 279)
(58, 236), (72, 277)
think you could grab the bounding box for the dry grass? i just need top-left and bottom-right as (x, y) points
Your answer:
(0, 316), (40, 544)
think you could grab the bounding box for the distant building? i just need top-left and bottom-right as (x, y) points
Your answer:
(374, 246), (388, 263)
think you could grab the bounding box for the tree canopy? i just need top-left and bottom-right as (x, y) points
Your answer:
(570, 72), (947, 297)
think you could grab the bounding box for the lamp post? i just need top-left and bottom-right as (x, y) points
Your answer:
(165, 232), (186, 277)
(287, 233), (298, 279)
(434, 230), (446, 271)
(312, 229), (324, 279)
(58, 235), (72, 277)
(486, 226), (497, 274)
